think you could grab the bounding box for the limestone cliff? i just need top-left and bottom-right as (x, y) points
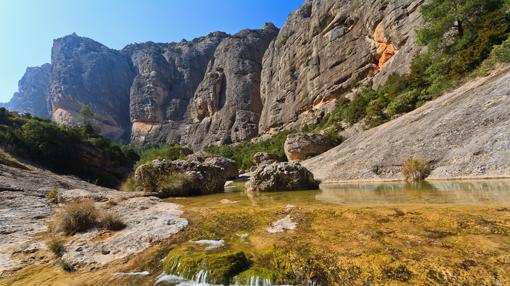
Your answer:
(3, 64), (51, 117)
(3, 0), (425, 147)
(303, 67), (510, 182)
(123, 32), (228, 145)
(258, 0), (423, 133)
(184, 24), (278, 148)
(49, 34), (135, 141)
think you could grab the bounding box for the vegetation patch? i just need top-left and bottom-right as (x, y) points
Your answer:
(99, 213), (126, 231)
(402, 159), (431, 182)
(0, 108), (138, 187)
(59, 200), (100, 235)
(58, 200), (126, 235)
(314, 0), (510, 132)
(47, 239), (66, 257)
(134, 144), (186, 169)
(163, 247), (251, 284)
(205, 131), (291, 170)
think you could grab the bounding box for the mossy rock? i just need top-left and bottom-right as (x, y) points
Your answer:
(234, 268), (275, 285)
(163, 248), (251, 284)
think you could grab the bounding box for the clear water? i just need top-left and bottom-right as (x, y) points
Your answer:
(174, 179), (510, 207)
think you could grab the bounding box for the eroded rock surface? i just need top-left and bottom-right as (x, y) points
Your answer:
(124, 32), (228, 145)
(259, 0), (423, 133)
(2, 64), (51, 117)
(304, 67), (510, 182)
(185, 24), (278, 148)
(62, 197), (187, 269)
(284, 132), (338, 161)
(246, 162), (318, 192)
(50, 34), (135, 141)
(134, 158), (228, 196)
(0, 159), (187, 275)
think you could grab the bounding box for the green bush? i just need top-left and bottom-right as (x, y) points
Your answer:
(206, 131), (290, 170)
(313, 0), (510, 133)
(135, 144), (185, 168)
(478, 36), (510, 74)
(0, 109), (137, 187)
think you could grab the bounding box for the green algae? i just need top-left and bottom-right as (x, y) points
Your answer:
(163, 246), (251, 284)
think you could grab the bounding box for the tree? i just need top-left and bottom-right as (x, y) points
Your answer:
(418, 0), (507, 53)
(78, 105), (99, 137)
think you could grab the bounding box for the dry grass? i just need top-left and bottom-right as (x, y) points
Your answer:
(99, 213), (126, 231)
(47, 239), (65, 257)
(59, 200), (99, 235)
(402, 158), (431, 181)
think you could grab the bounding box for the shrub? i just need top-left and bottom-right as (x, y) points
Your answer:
(59, 200), (99, 235)
(478, 36), (510, 74)
(135, 144), (184, 168)
(99, 213), (126, 231)
(0, 110), (137, 188)
(137, 164), (194, 196)
(47, 188), (59, 204)
(59, 259), (75, 272)
(119, 175), (138, 192)
(47, 239), (65, 257)
(206, 131), (290, 170)
(386, 90), (420, 117)
(402, 159), (431, 182)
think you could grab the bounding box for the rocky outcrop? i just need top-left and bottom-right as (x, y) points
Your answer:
(50, 34), (135, 141)
(3, 0), (425, 147)
(134, 158), (227, 196)
(303, 67), (510, 182)
(184, 24), (278, 148)
(284, 132), (338, 161)
(252, 152), (280, 167)
(3, 64), (51, 117)
(204, 157), (239, 180)
(258, 0), (423, 133)
(246, 162), (318, 192)
(0, 157), (188, 274)
(124, 32), (228, 145)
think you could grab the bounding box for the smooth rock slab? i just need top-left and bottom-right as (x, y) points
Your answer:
(62, 197), (187, 269)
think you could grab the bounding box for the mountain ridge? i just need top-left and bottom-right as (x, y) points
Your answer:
(3, 0), (424, 148)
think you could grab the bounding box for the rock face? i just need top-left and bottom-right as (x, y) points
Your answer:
(185, 24), (278, 148)
(258, 0), (423, 133)
(303, 67), (510, 182)
(124, 32), (228, 145)
(246, 162), (318, 192)
(204, 156), (239, 180)
(50, 34), (135, 141)
(3, 0), (425, 147)
(284, 132), (338, 161)
(3, 64), (51, 117)
(0, 156), (188, 274)
(252, 152), (280, 166)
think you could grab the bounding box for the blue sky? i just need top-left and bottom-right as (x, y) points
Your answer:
(0, 0), (303, 102)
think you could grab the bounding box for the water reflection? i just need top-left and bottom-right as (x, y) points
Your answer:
(317, 180), (510, 205)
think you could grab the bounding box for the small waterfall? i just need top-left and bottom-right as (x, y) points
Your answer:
(234, 276), (272, 286)
(193, 270), (209, 284)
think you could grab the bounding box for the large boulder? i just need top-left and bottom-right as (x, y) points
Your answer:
(246, 162), (319, 192)
(284, 133), (338, 161)
(205, 156), (239, 180)
(134, 159), (227, 197)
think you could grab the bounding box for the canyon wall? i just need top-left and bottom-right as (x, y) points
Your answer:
(3, 0), (424, 148)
